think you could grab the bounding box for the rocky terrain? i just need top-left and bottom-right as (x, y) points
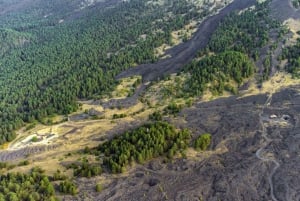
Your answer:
(270, 0), (300, 21)
(80, 86), (300, 201)
(77, 0), (300, 200)
(0, 0), (299, 201)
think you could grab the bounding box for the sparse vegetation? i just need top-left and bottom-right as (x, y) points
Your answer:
(25, 123), (37, 131)
(18, 160), (30, 166)
(0, 162), (7, 169)
(164, 102), (184, 115)
(72, 162), (102, 178)
(149, 111), (163, 121)
(95, 183), (103, 192)
(52, 169), (68, 181)
(59, 180), (78, 195)
(112, 113), (128, 119)
(31, 136), (39, 142)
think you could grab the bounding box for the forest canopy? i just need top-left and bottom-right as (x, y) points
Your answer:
(0, 0), (204, 144)
(282, 38), (300, 78)
(96, 121), (191, 173)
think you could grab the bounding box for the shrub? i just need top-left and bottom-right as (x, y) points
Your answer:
(194, 133), (211, 151)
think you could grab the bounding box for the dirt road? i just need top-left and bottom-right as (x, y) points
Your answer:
(256, 92), (280, 201)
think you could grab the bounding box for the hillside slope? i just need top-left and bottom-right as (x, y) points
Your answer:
(0, 0), (299, 201)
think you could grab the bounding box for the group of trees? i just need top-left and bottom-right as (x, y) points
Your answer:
(0, 0), (206, 144)
(208, 1), (282, 57)
(182, 1), (285, 97)
(0, 28), (31, 58)
(112, 113), (128, 119)
(0, 123), (213, 201)
(93, 122), (191, 173)
(281, 38), (300, 78)
(194, 133), (212, 151)
(72, 162), (102, 178)
(184, 51), (255, 96)
(0, 168), (58, 201)
(149, 111), (163, 121)
(74, 121), (212, 175)
(292, 0), (300, 8)
(0, 165), (80, 200)
(0, 123), (213, 199)
(164, 102), (184, 115)
(58, 180), (78, 196)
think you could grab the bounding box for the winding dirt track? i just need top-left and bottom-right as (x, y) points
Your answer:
(256, 93), (280, 201)
(257, 2), (300, 199)
(117, 0), (257, 82)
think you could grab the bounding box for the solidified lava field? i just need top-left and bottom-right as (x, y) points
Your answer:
(0, 0), (299, 200)
(82, 86), (300, 201)
(116, 0), (257, 82)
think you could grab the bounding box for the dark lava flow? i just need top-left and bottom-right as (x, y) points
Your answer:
(117, 0), (257, 82)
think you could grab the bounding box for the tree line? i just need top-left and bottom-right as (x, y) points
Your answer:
(0, 0), (205, 144)
(0, 166), (77, 201)
(96, 121), (191, 173)
(184, 51), (255, 96)
(281, 38), (300, 78)
(182, 0), (285, 96)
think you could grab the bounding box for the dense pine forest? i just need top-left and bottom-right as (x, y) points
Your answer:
(282, 38), (300, 78)
(0, 0), (204, 144)
(0, 0), (289, 144)
(184, 51), (255, 96)
(183, 1), (285, 95)
(0, 164), (79, 200)
(0, 167), (74, 201)
(208, 2), (282, 55)
(0, 0), (299, 199)
(98, 121), (191, 173)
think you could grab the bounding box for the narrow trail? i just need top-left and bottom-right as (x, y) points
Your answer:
(255, 92), (280, 201)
